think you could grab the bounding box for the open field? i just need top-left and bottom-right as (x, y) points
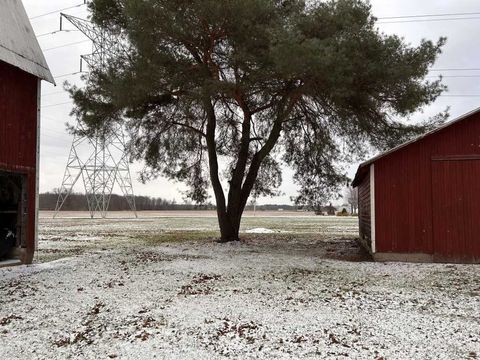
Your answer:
(0, 212), (478, 359)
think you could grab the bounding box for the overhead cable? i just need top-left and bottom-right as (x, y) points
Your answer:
(29, 3), (86, 21)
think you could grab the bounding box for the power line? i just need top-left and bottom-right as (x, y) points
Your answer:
(53, 71), (85, 80)
(440, 94), (480, 97)
(42, 40), (91, 52)
(30, 7), (480, 22)
(378, 16), (480, 24)
(40, 149), (72, 157)
(42, 95), (480, 105)
(29, 3), (86, 21)
(41, 101), (73, 109)
(430, 68), (480, 72)
(40, 117), (74, 137)
(40, 90), (480, 98)
(42, 127), (70, 137)
(40, 117), (74, 136)
(42, 114), (66, 123)
(37, 29), (80, 38)
(42, 90), (69, 97)
(377, 11), (480, 20)
(40, 133), (72, 142)
(428, 75), (480, 78)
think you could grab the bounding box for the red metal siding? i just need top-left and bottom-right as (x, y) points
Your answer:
(374, 111), (480, 261)
(431, 159), (480, 261)
(0, 60), (38, 262)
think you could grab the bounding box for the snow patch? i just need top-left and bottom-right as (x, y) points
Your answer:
(245, 228), (276, 234)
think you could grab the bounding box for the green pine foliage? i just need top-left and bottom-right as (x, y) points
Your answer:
(67, 0), (446, 240)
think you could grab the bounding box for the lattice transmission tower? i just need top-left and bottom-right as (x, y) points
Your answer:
(54, 13), (137, 218)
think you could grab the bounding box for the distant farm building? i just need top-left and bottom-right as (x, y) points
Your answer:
(0, 1), (54, 266)
(353, 108), (480, 263)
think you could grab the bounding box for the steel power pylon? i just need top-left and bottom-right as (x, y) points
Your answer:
(54, 13), (137, 219)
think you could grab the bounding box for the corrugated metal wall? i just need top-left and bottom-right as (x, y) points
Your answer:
(374, 111), (480, 262)
(0, 60), (38, 263)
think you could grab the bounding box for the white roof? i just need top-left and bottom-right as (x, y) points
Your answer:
(0, 0), (54, 83)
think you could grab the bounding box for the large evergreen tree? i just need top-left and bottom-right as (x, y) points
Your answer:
(69, 0), (446, 241)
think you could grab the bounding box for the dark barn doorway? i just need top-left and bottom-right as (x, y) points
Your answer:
(0, 171), (27, 261)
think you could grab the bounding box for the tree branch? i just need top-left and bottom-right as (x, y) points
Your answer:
(203, 94), (227, 218)
(238, 90), (301, 212)
(249, 137), (263, 142)
(226, 92), (252, 219)
(170, 120), (206, 137)
(251, 97), (278, 114)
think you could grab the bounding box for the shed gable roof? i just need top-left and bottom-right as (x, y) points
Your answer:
(0, 0), (54, 84)
(352, 106), (480, 187)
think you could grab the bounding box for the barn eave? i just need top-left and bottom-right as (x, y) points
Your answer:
(0, 0), (55, 84)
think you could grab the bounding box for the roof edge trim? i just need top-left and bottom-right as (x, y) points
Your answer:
(0, 44), (55, 84)
(352, 106), (480, 187)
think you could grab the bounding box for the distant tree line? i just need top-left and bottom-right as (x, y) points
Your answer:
(39, 192), (299, 212)
(244, 204), (297, 212)
(39, 192), (215, 211)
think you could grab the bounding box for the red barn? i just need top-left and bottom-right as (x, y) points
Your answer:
(353, 108), (480, 263)
(0, 1), (54, 266)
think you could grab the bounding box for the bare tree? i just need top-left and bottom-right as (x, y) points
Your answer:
(345, 187), (358, 215)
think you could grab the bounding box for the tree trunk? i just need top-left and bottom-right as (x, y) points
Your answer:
(217, 210), (240, 242)
(209, 91), (294, 243)
(215, 105), (287, 242)
(203, 94), (236, 242)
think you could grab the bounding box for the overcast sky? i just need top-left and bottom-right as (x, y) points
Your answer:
(23, 0), (480, 205)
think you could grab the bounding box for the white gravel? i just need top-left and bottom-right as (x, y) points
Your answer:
(0, 214), (478, 359)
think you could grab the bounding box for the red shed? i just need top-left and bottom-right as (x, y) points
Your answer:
(353, 108), (480, 263)
(0, 1), (54, 266)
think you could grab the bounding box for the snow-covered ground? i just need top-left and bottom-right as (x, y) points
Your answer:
(0, 213), (478, 359)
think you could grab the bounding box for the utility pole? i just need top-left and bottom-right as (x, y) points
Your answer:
(54, 13), (137, 218)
